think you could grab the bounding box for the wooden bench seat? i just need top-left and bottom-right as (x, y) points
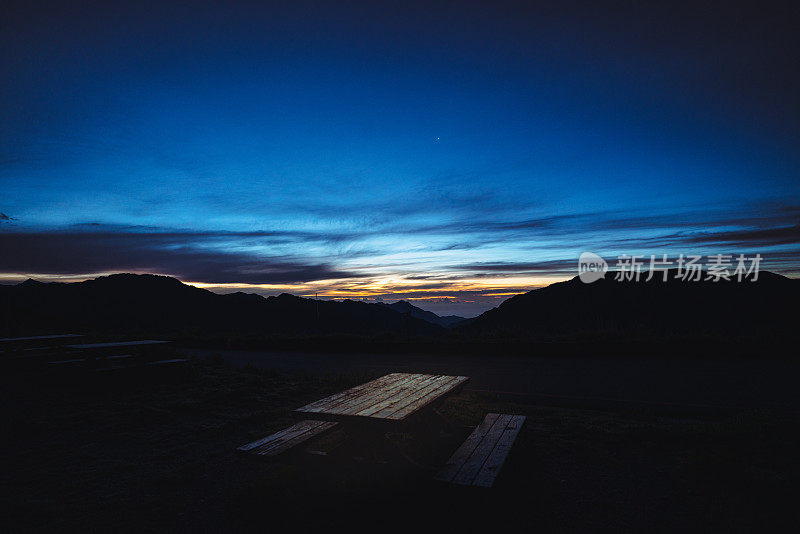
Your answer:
(435, 413), (525, 487)
(237, 420), (338, 457)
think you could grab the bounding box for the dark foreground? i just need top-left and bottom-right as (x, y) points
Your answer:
(183, 348), (800, 413)
(2, 358), (798, 532)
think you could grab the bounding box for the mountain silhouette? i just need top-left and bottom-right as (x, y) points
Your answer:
(458, 269), (799, 341)
(2, 271), (798, 344)
(378, 300), (466, 328)
(0, 273), (443, 339)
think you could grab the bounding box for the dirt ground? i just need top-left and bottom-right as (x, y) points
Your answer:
(2, 357), (799, 532)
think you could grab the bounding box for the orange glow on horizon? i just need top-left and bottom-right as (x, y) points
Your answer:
(186, 273), (569, 301)
(0, 271), (569, 302)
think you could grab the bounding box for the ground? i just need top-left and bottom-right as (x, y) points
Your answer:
(2, 356), (799, 532)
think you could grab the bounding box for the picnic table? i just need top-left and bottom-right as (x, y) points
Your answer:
(240, 372), (525, 485)
(295, 372), (469, 424)
(249, 373), (470, 463)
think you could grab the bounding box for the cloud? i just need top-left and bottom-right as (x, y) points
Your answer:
(323, 202), (800, 252)
(427, 204), (800, 254)
(673, 223), (800, 247)
(449, 259), (579, 274)
(0, 229), (365, 284)
(2, 200), (799, 288)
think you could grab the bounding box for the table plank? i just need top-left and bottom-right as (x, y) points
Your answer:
(295, 372), (469, 422)
(318, 373), (422, 414)
(353, 374), (443, 417)
(369, 375), (456, 419)
(386, 375), (469, 420)
(298, 373), (405, 413)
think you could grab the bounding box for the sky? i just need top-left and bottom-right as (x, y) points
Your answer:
(1, 0), (799, 317)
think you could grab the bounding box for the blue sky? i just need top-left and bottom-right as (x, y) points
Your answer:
(2, 1), (798, 316)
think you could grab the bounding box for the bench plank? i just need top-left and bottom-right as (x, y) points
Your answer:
(472, 415), (526, 487)
(452, 414), (512, 485)
(238, 420), (338, 457)
(434, 413), (500, 483)
(435, 413), (525, 487)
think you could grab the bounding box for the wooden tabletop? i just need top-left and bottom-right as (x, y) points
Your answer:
(295, 373), (469, 422)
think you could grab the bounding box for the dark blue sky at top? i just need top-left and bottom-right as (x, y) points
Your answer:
(1, 0), (798, 316)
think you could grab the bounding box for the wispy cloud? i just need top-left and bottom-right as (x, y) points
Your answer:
(449, 259), (579, 275)
(1, 199), (798, 317)
(0, 229), (366, 284)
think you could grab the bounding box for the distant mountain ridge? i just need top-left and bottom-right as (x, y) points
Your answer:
(377, 300), (466, 328)
(457, 269), (799, 341)
(0, 273), (444, 339)
(2, 271), (797, 344)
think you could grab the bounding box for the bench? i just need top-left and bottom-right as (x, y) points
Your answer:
(435, 413), (525, 487)
(237, 420), (338, 457)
